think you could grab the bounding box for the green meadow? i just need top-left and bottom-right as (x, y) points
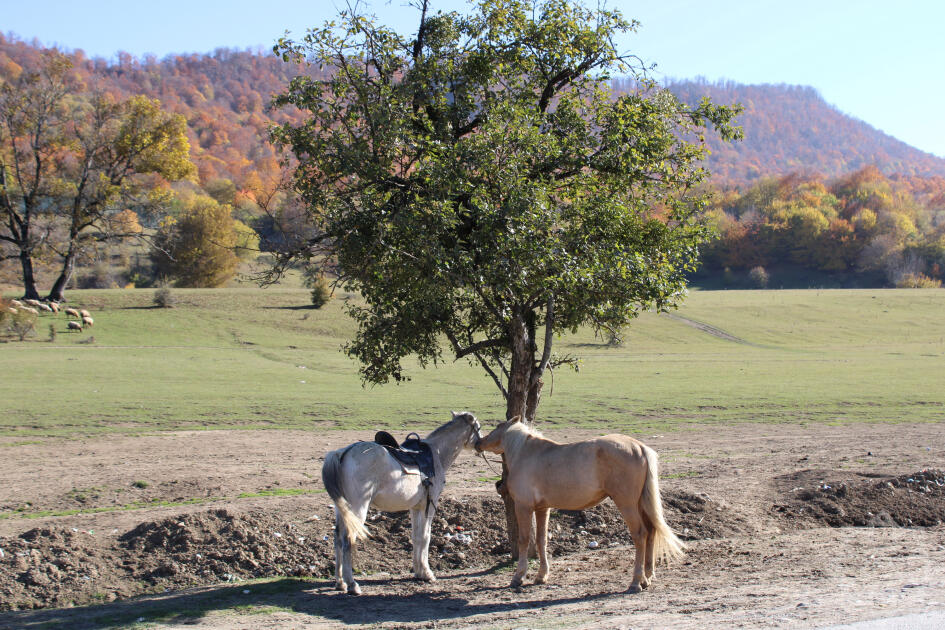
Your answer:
(1, 287), (943, 438)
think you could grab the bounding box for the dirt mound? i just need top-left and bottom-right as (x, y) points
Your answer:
(0, 493), (743, 611)
(772, 469), (945, 528)
(0, 508), (338, 611)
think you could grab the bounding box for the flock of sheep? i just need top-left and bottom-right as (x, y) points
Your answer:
(6, 299), (94, 331)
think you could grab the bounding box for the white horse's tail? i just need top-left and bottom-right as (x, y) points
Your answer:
(322, 447), (370, 545)
(640, 445), (687, 564)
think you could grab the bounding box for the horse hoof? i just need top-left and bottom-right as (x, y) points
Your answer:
(349, 583), (362, 596)
(627, 583), (643, 594)
(335, 582), (347, 593)
(534, 574), (548, 585)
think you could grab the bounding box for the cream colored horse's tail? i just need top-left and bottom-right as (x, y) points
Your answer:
(640, 445), (687, 564)
(322, 447), (369, 545)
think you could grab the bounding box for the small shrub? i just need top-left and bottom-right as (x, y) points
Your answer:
(153, 286), (175, 308)
(748, 266), (770, 288)
(310, 274), (332, 309)
(895, 273), (941, 288)
(8, 309), (37, 341)
(132, 480), (149, 489)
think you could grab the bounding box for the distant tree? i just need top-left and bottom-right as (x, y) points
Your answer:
(151, 195), (239, 287)
(0, 52), (195, 301)
(45, 93), (196, 301)
(0, 52), (73, 300)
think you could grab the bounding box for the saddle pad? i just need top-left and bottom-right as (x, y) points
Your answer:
(376, 437), (436, 482)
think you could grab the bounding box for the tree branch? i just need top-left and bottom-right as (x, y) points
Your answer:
(535, 294), (555, 378)
(473, 350), (508, 400)
(450, 335), (508, 359)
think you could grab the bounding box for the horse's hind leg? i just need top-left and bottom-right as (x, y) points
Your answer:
(615, 500), (649, 593)
(332, 512), (347, 592)
(341, 500), (370, 595)
(409, 508), (421, 578)
(534, 508), (551, 584)
(644, 516), (656, 581)
(510, 504), (534, 588)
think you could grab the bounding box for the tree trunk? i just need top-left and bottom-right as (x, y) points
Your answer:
(500, 312), (538, 560)
(47, 248), (77, 302)
(525, 376), (543, 422)
(18, 249), (41, 300)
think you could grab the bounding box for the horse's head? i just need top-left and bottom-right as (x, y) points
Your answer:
(451, 410), (483, 450)
(475, 416), (522, 454)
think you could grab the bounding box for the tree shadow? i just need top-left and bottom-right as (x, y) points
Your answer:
(0, 573), (625, 629)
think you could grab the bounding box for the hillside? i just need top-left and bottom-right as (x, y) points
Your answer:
(5, 35), (945, 190)
(658, 80), (945, 184)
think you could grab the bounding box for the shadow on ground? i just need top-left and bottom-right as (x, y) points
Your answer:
(0, 571), (624, 629)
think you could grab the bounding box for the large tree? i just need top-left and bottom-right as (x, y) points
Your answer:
(45, 93), (195, 301)
(0, 53), (195, 301)
(0, 52), (72, 300)
(151, 194), (240, 288)
(271, 0), (740, 551)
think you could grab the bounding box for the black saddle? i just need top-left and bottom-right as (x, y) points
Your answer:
(374, 431), (436, 482)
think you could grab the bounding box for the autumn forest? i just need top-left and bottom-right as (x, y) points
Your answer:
(2, 33), (945, 294)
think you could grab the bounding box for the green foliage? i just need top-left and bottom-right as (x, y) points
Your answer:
(272, 0), (740, 414)
(151, 195), (239, 288)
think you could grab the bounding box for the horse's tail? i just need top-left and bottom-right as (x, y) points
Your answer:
(640, 444), (687, 564)
(322, 446), (369, 545)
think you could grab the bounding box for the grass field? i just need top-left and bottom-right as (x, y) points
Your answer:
(1, 287), (943, 437)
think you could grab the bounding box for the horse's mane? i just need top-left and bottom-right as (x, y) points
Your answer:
(502, 421), (542, 458)
(426, 412), (474, 440)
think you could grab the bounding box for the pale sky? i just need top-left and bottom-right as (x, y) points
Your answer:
(4, 0), (944, 158)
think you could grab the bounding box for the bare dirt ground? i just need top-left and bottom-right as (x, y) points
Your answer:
(1, 421), (944, 629)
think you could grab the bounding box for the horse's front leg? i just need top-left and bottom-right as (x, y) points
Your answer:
(534, 508), (551, 584)
(410, 506), (436, 582)
(510, 504), (534, 588)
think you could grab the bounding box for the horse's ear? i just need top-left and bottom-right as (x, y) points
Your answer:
(509, 415), (522, 424)
(451, 410), (459, 418)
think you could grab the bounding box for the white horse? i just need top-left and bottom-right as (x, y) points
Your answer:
(321, 411), (482, 594)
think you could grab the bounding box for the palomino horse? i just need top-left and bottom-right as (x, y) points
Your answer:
(476, 417), (684, 592)
(322, 411), (482, 595)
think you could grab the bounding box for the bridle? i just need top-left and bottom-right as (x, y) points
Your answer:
(470, 418), (503, 476)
